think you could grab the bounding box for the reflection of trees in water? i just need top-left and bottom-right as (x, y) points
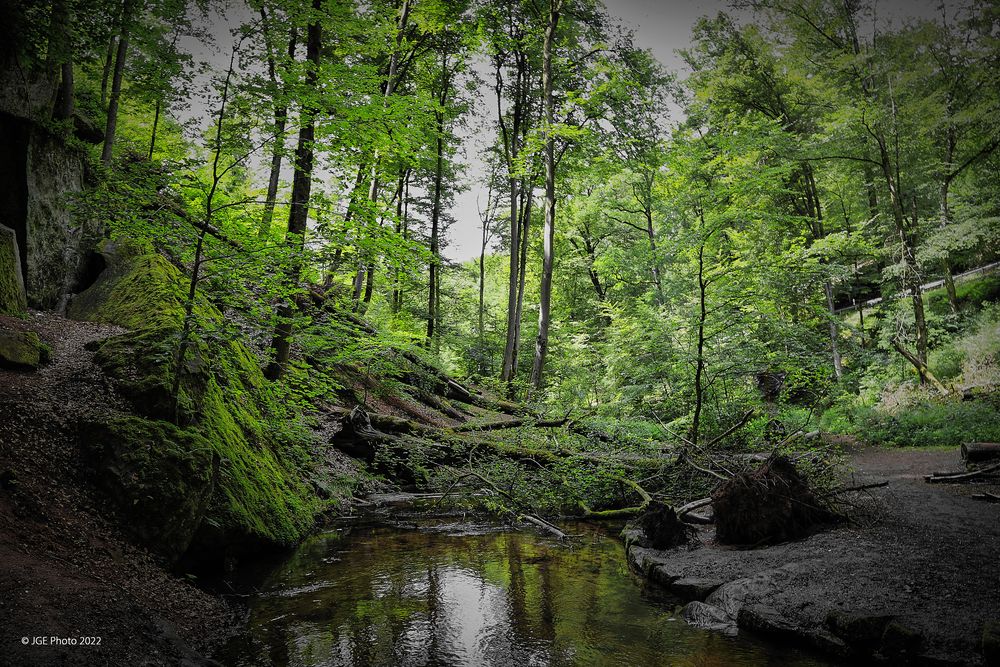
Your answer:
(222, 526), (828, 667)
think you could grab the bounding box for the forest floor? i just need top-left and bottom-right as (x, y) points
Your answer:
(627, 442), (1000, 665)
(0, 312), (233, 666)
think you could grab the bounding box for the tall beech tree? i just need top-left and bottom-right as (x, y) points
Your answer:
(266, 0), (322, 380)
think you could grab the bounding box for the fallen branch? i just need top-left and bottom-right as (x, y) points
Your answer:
(518, 514), (569, 539)
(925, 462), (1000, 484)
(821, 480), (889, 497)
(676, 496), (712, 516)
(971, 492), (1000, 503)
(704, 410), (756, 449)
(449, 466), (570, 539)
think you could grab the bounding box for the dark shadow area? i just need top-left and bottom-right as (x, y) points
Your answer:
(0, 111), (30, 290)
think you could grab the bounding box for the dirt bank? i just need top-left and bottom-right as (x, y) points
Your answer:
(0, 312), (234, 666)
(625, 446), (1000, 665)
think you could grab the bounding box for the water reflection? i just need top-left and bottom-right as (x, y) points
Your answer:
(218, 522), (831, 667)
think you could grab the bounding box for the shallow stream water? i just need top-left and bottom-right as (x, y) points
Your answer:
(217, 521), (832, 666)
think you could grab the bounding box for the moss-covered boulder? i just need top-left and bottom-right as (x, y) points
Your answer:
(70, 249), (320, 566)
(0, 224), (27, 316)
(0, 329), (48, 370)
(83, 417), (217, 564)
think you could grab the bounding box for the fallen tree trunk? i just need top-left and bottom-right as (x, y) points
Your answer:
(961, 442), (1000, 464)
(453, 417), (569, 433)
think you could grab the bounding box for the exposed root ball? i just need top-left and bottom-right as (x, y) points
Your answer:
(712, 455), (834, 546)
(637, 501), (694, 550)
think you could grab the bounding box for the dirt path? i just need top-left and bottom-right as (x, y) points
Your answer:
(626, 445), (1000, 665)
(0, 312), (233, 666)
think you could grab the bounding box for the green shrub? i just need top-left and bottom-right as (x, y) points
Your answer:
(858, 397), (1000, 447)
(929, 345), (966, 381)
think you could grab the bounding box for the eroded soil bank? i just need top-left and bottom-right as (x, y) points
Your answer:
(625, 447), (1000, 665)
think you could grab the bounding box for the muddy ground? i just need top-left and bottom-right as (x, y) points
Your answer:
(626, 446), (1000, 665)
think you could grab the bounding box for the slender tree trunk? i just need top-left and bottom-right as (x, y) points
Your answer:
(259, 20), (297, 238)
(530, 0), (561, 391)
(362, 262), (374, 307)
(391, 168), (408, 313)
(427, 51), (451, 343)
(478, 243), (486, 341)
(939, 137), (960, 314)
(266, 0), (321, 380)
(690, 238), (708, 447)
(100, 36), (117, 106)
(510, 182), (532, 376)
(645, 205), (663, 302)
(427, 126), (444, 342)
(147, 28), (180, 159)
(171, 42), (238, 421)
(499, 55), (527, 384)
(101, 0), (135, 165)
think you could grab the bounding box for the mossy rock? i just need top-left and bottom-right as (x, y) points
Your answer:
(83, 417), (217, 564)
(0, 224), (27, 317)
(72, 248), (320, 563)
(0, 329), (49, 370)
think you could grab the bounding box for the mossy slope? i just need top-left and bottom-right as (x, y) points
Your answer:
(71, 248), (319, 561)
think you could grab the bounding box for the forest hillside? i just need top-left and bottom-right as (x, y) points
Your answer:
(1, 0), (999, 665)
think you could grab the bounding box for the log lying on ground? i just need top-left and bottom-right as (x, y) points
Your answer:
(453, 416), (569, 432)
(340, 312), (524, 416)
(971, 492), (1000, 503)
(925, 461), (1000, 484)
(962, 442), (1000, 464)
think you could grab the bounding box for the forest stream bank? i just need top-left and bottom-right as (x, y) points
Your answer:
(625, 446), (1000, 666)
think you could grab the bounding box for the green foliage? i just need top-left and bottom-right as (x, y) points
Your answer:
(856, 398), (1000, 448)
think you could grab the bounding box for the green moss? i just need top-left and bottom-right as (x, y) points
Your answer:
(83, 417), (216, 564)
(0, 225), (27, 317)
(76, 250), (321, 552)
(0, 329), (46, 370)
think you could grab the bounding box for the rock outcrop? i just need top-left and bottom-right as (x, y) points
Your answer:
(0, 224), (27, 316)
(0, 71), (99, 312)
(70, 246), (321, 570)
(0, 328), (48, 370)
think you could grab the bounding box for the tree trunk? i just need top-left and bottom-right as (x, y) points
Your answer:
(391, 168), (408, 313)
(499, 53), (528, 385)
(889, 336), (948, 395)
(266, 0), (321, 380)
(690, 238), (708, 447)
(100, 0), (135, 165)
(530, 0), (561, 391)
(511, 184), (532, 378)
(259, 19), (297, 238)
(427, 131), (443, 341)
(427, 51), (451, 343)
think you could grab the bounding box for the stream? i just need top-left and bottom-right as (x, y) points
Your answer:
(217, 520), (833, 666)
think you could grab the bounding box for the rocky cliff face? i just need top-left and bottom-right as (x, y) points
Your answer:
(0, 70), (99, 312)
